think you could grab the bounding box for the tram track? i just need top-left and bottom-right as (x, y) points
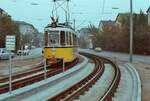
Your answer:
(112, 63), (141, 101)
(0, 58), (79, 94)
(47, 52), (121, 101)
(100, 55), (121, 101)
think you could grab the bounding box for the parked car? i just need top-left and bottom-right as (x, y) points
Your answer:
(17, 49), (30, 56)
(95, 47), (102, 52)
(0, 48), (15, 60)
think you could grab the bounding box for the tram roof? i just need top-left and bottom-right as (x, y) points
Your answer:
(44, 27), (76, 35)
(44, 24), (76, 34)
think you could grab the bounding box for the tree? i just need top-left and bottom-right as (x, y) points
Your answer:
(0, 15), (20, 51)
(88, 24), (102, 48)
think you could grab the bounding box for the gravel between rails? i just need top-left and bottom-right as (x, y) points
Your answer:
(0, 57), (44, 77)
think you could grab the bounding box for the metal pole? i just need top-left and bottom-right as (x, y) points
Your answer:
(129, 0), (133, 62)
(9, 51), (12, 94)
(63, 58), (65, 72)
(73, 19), (76, 31)
(21, 34), (23, 59)
(44, 59), (47, 80)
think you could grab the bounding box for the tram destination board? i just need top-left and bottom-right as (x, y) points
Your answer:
(6, 35), (16, 51)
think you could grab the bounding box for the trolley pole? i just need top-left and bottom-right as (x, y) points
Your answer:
(129, 0), (133, 62)
(9, 51), (12, 94)
(44, 58), (47, 80)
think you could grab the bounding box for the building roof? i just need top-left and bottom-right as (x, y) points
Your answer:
(115, 13), (130, 22)
(0, 8), (5, 13)
(0, 8), (10, 17)
(99, 20), (115, 27)
(13, 21), (34, 26)
(147, 7), (150, 13)
(13, 20), (39, 33)
(0, 8), (3, 12)
(100, 20), (115, 25)
(115, 12), (146, 23)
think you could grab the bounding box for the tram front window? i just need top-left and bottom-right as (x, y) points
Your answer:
(49, 31), (59, 46)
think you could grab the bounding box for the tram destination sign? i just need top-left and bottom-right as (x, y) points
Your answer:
(6, 35), (16, 51)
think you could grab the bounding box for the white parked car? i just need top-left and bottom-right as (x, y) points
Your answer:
(17, 49), (30, 56)
(95, 47), (102, 52)
(0, 48), (15, 60)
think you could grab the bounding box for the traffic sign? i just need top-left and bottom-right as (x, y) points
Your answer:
(5, 35), (16, 94)
(6, 35), (16, 51)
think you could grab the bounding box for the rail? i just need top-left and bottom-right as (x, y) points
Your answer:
(0, 58), (79, 94)
(124, 63), (141, 101)
(47, 52), (121, 101)
(99, 56), (121, 101)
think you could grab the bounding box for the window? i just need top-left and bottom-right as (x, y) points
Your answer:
(48, 31), (59, 46)
(66, 32), (70, 45)
(73, 34), (77, 46)
(60, 31), (65, 46)
(69, 32), (72, 45)
(44, 31), (48, 46)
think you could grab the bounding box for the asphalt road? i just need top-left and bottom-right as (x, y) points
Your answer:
(79, 49), (150, 64)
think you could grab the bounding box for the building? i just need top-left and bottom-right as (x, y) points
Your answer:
(115, 13), (130, 28)
(13, 21), (40, 48)
(78, 28), (93, 49)
(13, 21), (38, 35)
(78, 28), (90, 37)
(115, 13), (146, 28)
(147, 7), (150, 26)
(99, 20), (115, 31)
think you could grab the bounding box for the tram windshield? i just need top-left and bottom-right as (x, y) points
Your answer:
(48, 31), (59, 46)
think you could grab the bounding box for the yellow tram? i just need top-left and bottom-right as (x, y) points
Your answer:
(44, 21), (78, 63)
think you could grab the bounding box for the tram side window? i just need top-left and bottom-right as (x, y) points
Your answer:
(69, 32), (72, 46)
(66, 32), (69, 45)
(73, 34), (77, 46)
(75, 36), (77, 46)
(60, 31), (65, 46)
(71, 33), (74, 45)
(45, 31), (48, 46)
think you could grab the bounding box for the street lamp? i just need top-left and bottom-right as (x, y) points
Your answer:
(129, 0), (133, 62)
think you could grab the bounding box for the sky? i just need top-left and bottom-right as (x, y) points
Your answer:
(0, 0), (150, 32)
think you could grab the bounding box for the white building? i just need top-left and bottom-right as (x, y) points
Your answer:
(78, 28), (93, 49)
(13, 21), (40, 48)
(13, 21), (38, 35)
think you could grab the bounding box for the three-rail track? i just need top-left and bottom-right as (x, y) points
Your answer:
(48, 52), (121, 101)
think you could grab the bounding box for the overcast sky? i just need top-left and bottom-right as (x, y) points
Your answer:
(0, 0), (150, 32)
